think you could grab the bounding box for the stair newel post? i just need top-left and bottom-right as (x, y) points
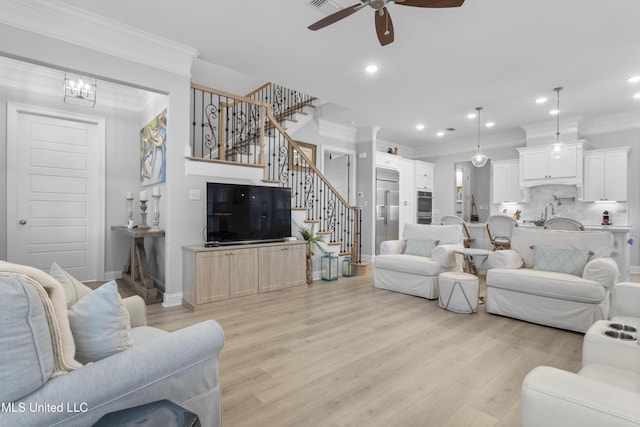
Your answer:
(258, 104), (266, 167)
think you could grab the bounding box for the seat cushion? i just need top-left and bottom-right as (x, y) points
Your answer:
(375, 254), (441, 276)
(487, 268), (606, 303)
(0, 276), (55, 402)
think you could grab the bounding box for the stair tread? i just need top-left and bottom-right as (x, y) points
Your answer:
(304, 220), (320, 223)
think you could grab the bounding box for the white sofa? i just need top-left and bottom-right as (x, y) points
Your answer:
(521, 282), (640, 427)
(485, 227), (620, 333)
(374, 224), (464, 299)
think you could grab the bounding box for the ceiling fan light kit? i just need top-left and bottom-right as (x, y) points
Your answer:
(308, 0), (465, 46)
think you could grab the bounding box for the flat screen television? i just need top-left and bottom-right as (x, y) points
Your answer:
(206, 182), (292, 245)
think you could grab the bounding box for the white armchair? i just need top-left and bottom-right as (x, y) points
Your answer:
(521, 281), (640, 427)
(373, 224), (464, 299)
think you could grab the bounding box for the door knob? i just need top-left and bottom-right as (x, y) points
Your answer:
(19, 219), (27, 225)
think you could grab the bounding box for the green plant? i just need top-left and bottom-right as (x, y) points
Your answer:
(299, 226), (324, 255)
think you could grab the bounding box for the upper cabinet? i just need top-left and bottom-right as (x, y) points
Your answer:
(583, 147), (629, 202)
(415, 160), (434, 192)
(376, 151), (400, 170)
(518, 141), (586, 187)
(492, 159), (525, 204)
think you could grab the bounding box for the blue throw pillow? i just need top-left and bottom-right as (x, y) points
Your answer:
(533, 247), (591, 276)
(404, 239), (438, 257)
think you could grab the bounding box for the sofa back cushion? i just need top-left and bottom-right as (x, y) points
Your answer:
(0, 276), (55, 402)
(511, 228), (613, 268)
(402, 224), (462, 245)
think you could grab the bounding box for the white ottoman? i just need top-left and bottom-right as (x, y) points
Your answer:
(438, 272), (479, 313)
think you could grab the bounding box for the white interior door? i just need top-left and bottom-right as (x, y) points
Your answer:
(7, 103), (105, 281)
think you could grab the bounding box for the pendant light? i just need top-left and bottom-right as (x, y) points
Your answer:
(549, 87), (566, 159)
(471, 106), (488, 167)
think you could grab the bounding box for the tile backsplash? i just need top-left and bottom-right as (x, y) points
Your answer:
(495, 184), (629, 226)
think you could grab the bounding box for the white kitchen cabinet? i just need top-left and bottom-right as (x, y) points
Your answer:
(518, 141), (586, 187)
(398, 157), (415, 233)
(492, 159), (522, 204)
(415, 160), (434, 191)
(376, 151), (400, 170)
(583, 148), (629, 202)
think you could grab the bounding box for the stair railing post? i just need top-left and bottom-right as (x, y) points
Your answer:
(259, 105), (266, 167)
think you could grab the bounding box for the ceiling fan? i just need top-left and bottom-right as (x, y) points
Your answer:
(308, 0), (465, 46)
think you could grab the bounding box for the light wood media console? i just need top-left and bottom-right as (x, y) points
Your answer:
(182, 240), (306, 310)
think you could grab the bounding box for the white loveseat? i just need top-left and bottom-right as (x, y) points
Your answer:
(374, 224), (464, 299)
(521, 281), (640, 427)
(485, 227), (620, 333)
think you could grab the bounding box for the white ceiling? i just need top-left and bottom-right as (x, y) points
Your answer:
(49, 0), (640, 149)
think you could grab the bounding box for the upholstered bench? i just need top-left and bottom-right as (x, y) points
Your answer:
(438, 271), (479, 313)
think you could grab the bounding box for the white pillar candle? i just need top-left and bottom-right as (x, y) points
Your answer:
(126, 191), (134, 200)
(140, 190), (148, 201)
(152, 187), (161, 197)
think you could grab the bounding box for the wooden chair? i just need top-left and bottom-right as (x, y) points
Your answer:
(441, 215), (474, 248)
(486, 215), (518, 250)
(544, 217), (584, 231)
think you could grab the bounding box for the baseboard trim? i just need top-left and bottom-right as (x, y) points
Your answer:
(104, 270), (122, 281)
(163, 292), (183, 307)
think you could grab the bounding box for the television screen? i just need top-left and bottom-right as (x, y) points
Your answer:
(206, 182), (291, 244)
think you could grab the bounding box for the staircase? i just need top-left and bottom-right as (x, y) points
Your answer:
(189, 82), (364, 265)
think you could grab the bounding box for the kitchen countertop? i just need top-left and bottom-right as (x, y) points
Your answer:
(465, 221), (631, 231)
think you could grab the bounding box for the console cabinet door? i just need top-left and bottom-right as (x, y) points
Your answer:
(228, 248), (259, 298)
(283, 244), (306, 288)
(259, 246), (287, 292)
(196, 251), (230, 304)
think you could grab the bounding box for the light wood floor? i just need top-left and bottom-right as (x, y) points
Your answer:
(143, 270), (640, 427)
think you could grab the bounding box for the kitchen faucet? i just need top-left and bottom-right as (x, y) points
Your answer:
(543, 201), (556, 222)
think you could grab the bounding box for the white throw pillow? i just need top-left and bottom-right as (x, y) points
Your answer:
(533, 247), (591, 276)
(49, 262), (93, 308)
(68, 280), (133, 364)
(404, 239), (438, 257)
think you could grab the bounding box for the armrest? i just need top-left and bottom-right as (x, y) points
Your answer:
(582, 257), (619, 290)
(431, 243), (464, 268)
(122, 295), (147, 327)
(7, 320), (224, 427)
(521, 366), (640, 427)
(611, 282), (640, 319)
(487, 249), (523, 269)
(379, 240), (405, 255)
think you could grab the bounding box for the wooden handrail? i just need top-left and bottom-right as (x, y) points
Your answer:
(244, 82), (272, 98)
(191, 82), (271, 109)
(264, 107), (355, 210)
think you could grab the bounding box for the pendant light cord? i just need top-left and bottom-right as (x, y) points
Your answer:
(476, 106), (482, 150)
(554, 87), (563, 142)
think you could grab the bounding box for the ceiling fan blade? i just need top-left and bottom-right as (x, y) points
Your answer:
(374, 7), (394, 46)
(393, 0), (465, 8)
(308, 3), (367, 31)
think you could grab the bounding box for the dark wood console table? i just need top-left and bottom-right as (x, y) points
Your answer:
(111, 226), (165, 304)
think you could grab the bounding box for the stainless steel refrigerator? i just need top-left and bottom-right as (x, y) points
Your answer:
(375, 167), (400, 254)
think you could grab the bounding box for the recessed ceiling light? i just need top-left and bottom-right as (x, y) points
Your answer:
(466, 113), (477, 119)
(549, 109), (560, 115)
(485, 122), (495, 128)
(436, 131), (445, 137)
(633, 93), (640, 99)
(365, 64), (378, 74)
(535, 97), (548, 104)
(627, 75), (640, 83)
(416, 124), (425, 130)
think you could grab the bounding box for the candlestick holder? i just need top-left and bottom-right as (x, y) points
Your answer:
(126, 196), (134, 229)
(150, 193), (162, 231)
(139, 200), (149, 229)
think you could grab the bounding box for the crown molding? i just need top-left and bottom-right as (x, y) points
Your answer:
(520, 116), (583, 143)
(580, 109), (640, 136)
(0, 0), (199, 77)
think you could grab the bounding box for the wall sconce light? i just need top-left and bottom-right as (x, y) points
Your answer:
(64, 72), (96, 108)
